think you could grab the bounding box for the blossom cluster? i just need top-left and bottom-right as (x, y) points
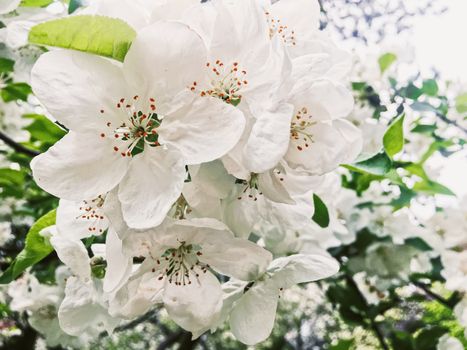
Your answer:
(19, 0), (363, 345)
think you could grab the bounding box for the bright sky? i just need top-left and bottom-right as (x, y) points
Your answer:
(413, 0), (467, 199)
(413, 0), (467, 81)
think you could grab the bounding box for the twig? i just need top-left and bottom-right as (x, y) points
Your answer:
(345, 276), (390, 350)
(412, 281), (454, 309)
(0, 131), (39, 157)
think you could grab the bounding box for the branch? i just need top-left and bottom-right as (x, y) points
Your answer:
(345, 276), (390, 350)
(412, 281), (454, 309)
(0, 131), (39, 157)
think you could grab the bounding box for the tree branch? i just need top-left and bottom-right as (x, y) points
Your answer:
(412, 281), (454, 309)
(0, 131), (39, 157)
(345, 276), (390, 350)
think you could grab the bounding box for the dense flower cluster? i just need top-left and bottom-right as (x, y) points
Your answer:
(14, 0), (363, 345)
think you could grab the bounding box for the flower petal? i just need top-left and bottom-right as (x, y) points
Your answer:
(103, 228), (133, 293)
(269, 253), (340, 288)
(50, 234), (91, 281)
(229, 279), (279, 345)
(118, 147), (185, 229)
(158, 94), (245, 165)
(56, 198), (108, 240)
(31, 50), (128, 132)
(163, 270), (223, 334)
(123, 21), (206, 105)
(243, 103), (294, 173)
(31, 132), (129, 200)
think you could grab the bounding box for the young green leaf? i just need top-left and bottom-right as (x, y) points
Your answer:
(20, 0), (53, 7)
(378, 52), (397, 73)
(413, 180), (456, 196)
(1, 82), (32, 102)
(0, 57), (14, 73)
(0, 209), (56, 284)
(29, 15), (137, 62)
(311, 194), (330, 228)
(383, 114), (405, 158)
(421, 79), (439, 96)
(455, 93), (467, 114)
(343, 152), (393, 176)
(68, 0), (84, 14)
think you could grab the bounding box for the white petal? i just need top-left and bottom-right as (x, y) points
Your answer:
(243, 103), (294, 173)
(118, 147), (185, 229)
(229, 279), (279, 345)
(31, 132), (129, 200)
(103, 228), (133, 293)
(0, 0), (20, 14)
(50, 235), (91, 281)
(291, 79), (354, 121)
(56, 198), (108, 240)
(158, 94), (245, 165)
(258, 169), (295, 204)
(271, 0), (320, 35)
(285, 120), (361, 175)
(200, 237), (272, 281)
(163, 270), (223, 334)
(269, 253), (339, 288)
(31, 50), (128, 132)
(123, 21), (206, 105)
(58, 277), (119, 336)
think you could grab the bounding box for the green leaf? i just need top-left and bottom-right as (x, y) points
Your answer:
(405, 237), (432, 252)
(0, 57), (14, 73)
(411, 124), (436, 135)
(68, 0), (83, 14)
(405, 83), (423, 100)
(344, 152), (393, 176)
(311, 194), (329, 228)
(422, 79), (439, 96)
(414, 326), (448, 350)
(23, 114), (66, 149)
(20, 0), (53, 7)
(383, 114), (405, 158)
(1, 82), (32, 102)
(29, 15), (137, 62)
(455, 93), (467, 114)
(419, 140), (453, 164)
(410, 101), (438, 113)
(413, 180), (455, 196)
(0, 209), (56, 284)
(378, 52), (397, 73)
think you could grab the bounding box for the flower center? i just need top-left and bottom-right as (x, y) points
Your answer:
(152, 242), (209, 286)
(190, 60), (248, 106)
(99, 96), (162, 157)
(265, 12), (297, 46)
(236, 174), (263, 201)
(77, 194), (107, 234)
(290, 107), (315, 151)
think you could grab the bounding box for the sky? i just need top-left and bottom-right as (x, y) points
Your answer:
(413, 0), (467, 82)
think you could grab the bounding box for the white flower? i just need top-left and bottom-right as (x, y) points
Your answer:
(107, 217), (272, 336)
(0, 0), (20, 15)
(30, 21), (245, 229)
(441, 250), (467, 293)
(0, 221), (13, 247)
(56, 195), (109, 240)
(220, 254), (339, 345)
(437, 334), (464, 350)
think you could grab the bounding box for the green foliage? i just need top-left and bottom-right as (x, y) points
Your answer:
(68, 0), (84, 14)
(455, 93), (467, 114)
(344, 152), (392, 176)
(0, 209), (56, 284)
(383, 114), (405, 158)
(421, 79), (439, 97)
(378, 52), (397, 73)
(23, 114), (66, 151)
(312, 194), (330, 228)
(29, 15), (137, 62)
(1, 82), (32, 102)
(20, 0), (53, 7)
(0, 57), (15, 73)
